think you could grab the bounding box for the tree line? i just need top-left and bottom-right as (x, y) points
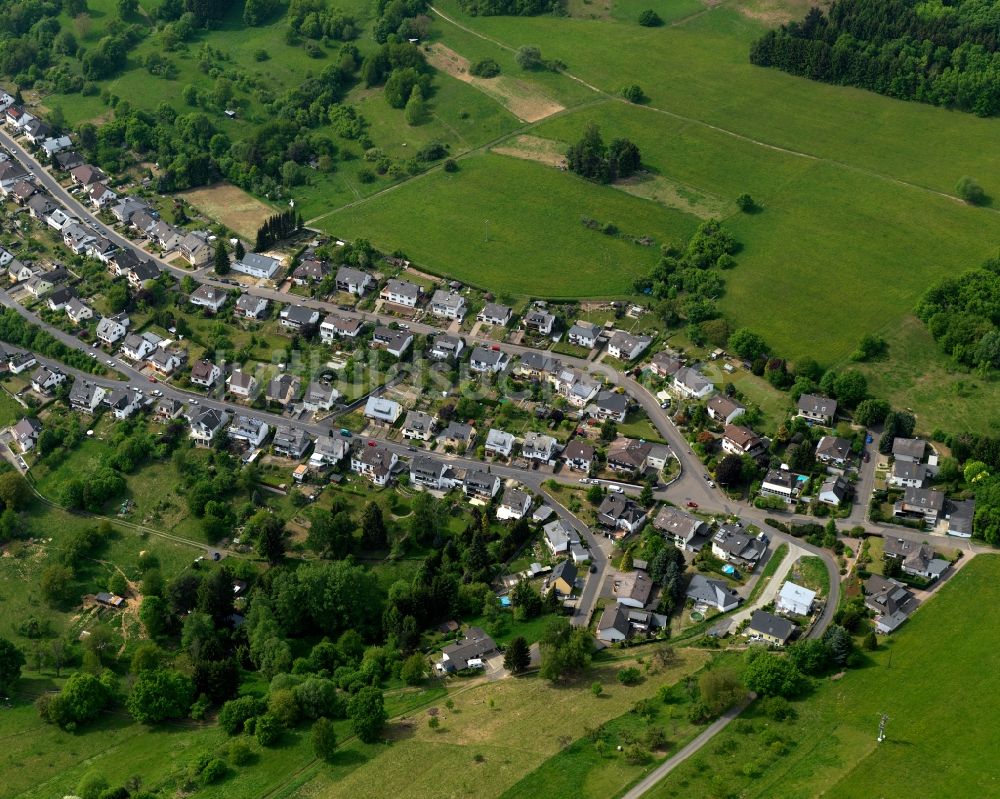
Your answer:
(750, 0), (1000, 116)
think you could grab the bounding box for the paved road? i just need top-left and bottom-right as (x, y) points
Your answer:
(620, 695), (755, 799)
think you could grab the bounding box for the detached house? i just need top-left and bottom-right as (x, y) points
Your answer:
(864, 574), (918, 633)
(892, 437), (927, 464)
(320, 314), (363, 342)
(613, 568), (653, 609)
(88, 182), (117, 209)
(469, 346), (508, 373)
(402, 410), (436, 441)
(818, 475), (851, 506)
(883, 538), (949, 580)
(303, 381), (338, 412)
(566, 321), (601, 349)
(104, 386), (145, 420)
(429, 334), (464, 361)
(654, 505), (710, 551)
(235, 294), (268, 320)
(178, 231), (212, 267)
(437, 421), (476, 451)
(760, 469), (803, 504)
(335, 266), (372, 295)
(521, 431), (558, 462)
(292, 258), (330, 285)
(607, 331), (651, 361)
(350, 442), (398, 486)
(496, 487), (532, 521)
(597, 493), (647, 537)
(484, 428), (515, 458)
(69, 379), (106, 413)
(562, 440), (595, 473)
(147, 348), (183, 376)
(309, 436), (348, 470)
(364, 396), (402, 425)
(279, 304), (320, 331)
(711, 524), (767, 567)
(890, 461), (927, 489)
(372, 327), (412, 357)
(707, 395), (745, 424)
(8, 352), (37, 374)
(190, 359), (222, 388)
(672, 366), (714, 399)
(776, 581), (816, 616)
(477, 303), (511, 326)
(721, 425), (767, 459)
(228, 415), (270, 447)
(543, 518), (580, 556)
(380, 278), (421, 308)
(70, 164), (106, 187)
(30, 365), (67, 394)
(233, 253), (280, 279)
(593, 390), (629, 423)
(410, 455), (460, 491)
(429, 289), (466, 320)
(272, 425), (312, 459)
(815, 435), (853, 467)
(227, 369), (258, 399)
(686, 574), (741, 612)
(894, 487), (946, 525)
(523, 309), (555, 336)
(746, 610), (794, 646)
(266, 373), (301, 407)
(797, 393), (837, 425)
(464, 470), (501, 500)
(189, 284), (228, 313)
(189, 409), (231, 446)
(12, 417), (42, 452)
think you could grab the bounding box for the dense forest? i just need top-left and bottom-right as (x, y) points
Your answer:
(456, 0), (563, 16)
(915, 255), (1000, 371)
(750, 0), (1000, 116)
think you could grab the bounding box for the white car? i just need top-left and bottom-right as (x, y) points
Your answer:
(707, 480), (716, 488)
(106, 359), (114, 366)
(609, 485), (624, 494)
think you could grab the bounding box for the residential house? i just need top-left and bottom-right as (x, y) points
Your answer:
(596, 605), (631, 643)
(110, 197), (149, 224)
(760, 469), (802, 504)
(707, 394), (746, 425)
(8, 352), (37, 374)
(292, 258), (330, 285)
(41, 135), (72, 159)
(437, 421), (476, 451)
(266, 373), (301, 407)
(372, 326), (413, 357)
(55, 150), (85, 171)
(523, 309), (555, 336)
(597, 493), (647, 537)
(190, 410), (230, 446)
(11, 417), (42, 452)
(402, 410), (436, 441)
(614, 568), (653, 609)
(234, 294), (268, 320)
(189, 284), (228, 313)
(147, 348), (182, 376)
(61, 223), (95, 254)
(104, 387), (145, 420)
(436, 627), (496, 673)
(514, 352), (560, 379)
(484, 428), (515, 458)
(894, 487), (946, 525)
(279, 304), (320, 331)
(309, 436), (348, 469)
(190, 360), (222, 388)
(380, 278), (421, 308)
(818, 475), (852, 506)
(429, 334), (464, 361)
(863, 575), (917, 633)
(883, 537), (949, 580)
(606, 438), (667, 475)
(745, 610), (794, 645)
(947, 499), (975, 538)
(30, 365), (67, 394)
(228, 415), (270, 448)
(25, 194), (55, 221)
(227, 369), (258, 399)
(7, 260), (34, 283)
(653, 506), (710, 551)
(889, 461), (927, 489)
(550, 561), (578, 596)
(464, 470), (501, 500)
(97, 314), (129, 347)
(10, 179), (36, 205)
(46, 208), (75, 231)
(429, 289), (466, 320)
(562, 440), (595, 473)
(177, 231), (212, 267)
(776, 582), (816, 616)
(303, 381), (338, 412)
(233, 253), (280, 279)
(47, 286), (76, 311)
(469, 346), (509, 373)
(477, 303), (512, 326)
(88, 182), (117, 209)
(320, 314), (363, 341)
(892, 437), (927, 464)
(672, 366), (714, 399)
(607, 331), (652, 361)
(364, 396), (402, 425)
(797, 393), (837, 425)
(129, 210), (158, 238)
(409, 455), (460, 491)
(711, 524), (767, 567)
(555, 367), (601, 408)
(521, 431), (558, 462)
(496, 487), (532, 521)
(70, 164), (107, 187)
(593, 390), (630, 423)
(721, 425), (767, 459)
(350, 442), (398, 486)
(566, 321), (601, 349)
(543, 519), (580, 556)
(69, 379), (106, 413)
(87, 237), (117, 264)
(686, 574), (741, 612)
(126, 261), (160, 290)
(23, 118), (51, 144)
(334, 266), (372, 295)
(272, 426), (312, 459)
(155, 397), (183, 420)
(815, 435), (853, 467)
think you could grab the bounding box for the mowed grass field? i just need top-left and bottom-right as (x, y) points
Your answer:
(649, 555), (1000, 799)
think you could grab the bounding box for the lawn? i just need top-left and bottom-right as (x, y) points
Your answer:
(320, 152), (700, 297)
(649, 554), (1000, 799)
(282, 644), (711, 799)
(700, 362), (790, 436)
(746, 542), (788, 605)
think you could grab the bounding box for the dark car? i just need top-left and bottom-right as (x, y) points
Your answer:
(589, 564), (597, 573)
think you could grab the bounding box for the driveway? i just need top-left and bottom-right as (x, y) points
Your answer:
(726, 541), (805, 630)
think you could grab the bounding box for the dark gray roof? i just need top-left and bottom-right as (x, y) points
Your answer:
(747, 610), (794, 640)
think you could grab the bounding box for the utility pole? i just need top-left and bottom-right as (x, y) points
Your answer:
(877, 713), (889, 743)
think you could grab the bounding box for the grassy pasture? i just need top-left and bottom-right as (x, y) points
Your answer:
(177, 183), (276, 239)
(320, 152), (700, 297)
(649, 555), (1000, 799)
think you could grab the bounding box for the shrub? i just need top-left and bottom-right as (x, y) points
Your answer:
(620, 84), (645, 103)
(255, 712), (282, 746)
(227, 739), (255, 766)
(956, 176), (986, 205)
(443, 159), (458, 172)
(761, 695), (797, 721)
(618, 667), (642, 685)
(469, 58), (500, 77)
(219, 696), (265, 735)
(623, 743), (650, 764)
(638, 9), (662, 25)
(199, 758), (227, 786)
(736, 193), (756, 212)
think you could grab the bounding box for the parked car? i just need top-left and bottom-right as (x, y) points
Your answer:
(686, 501), (699, 509)
(609, 485), (624, 494)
